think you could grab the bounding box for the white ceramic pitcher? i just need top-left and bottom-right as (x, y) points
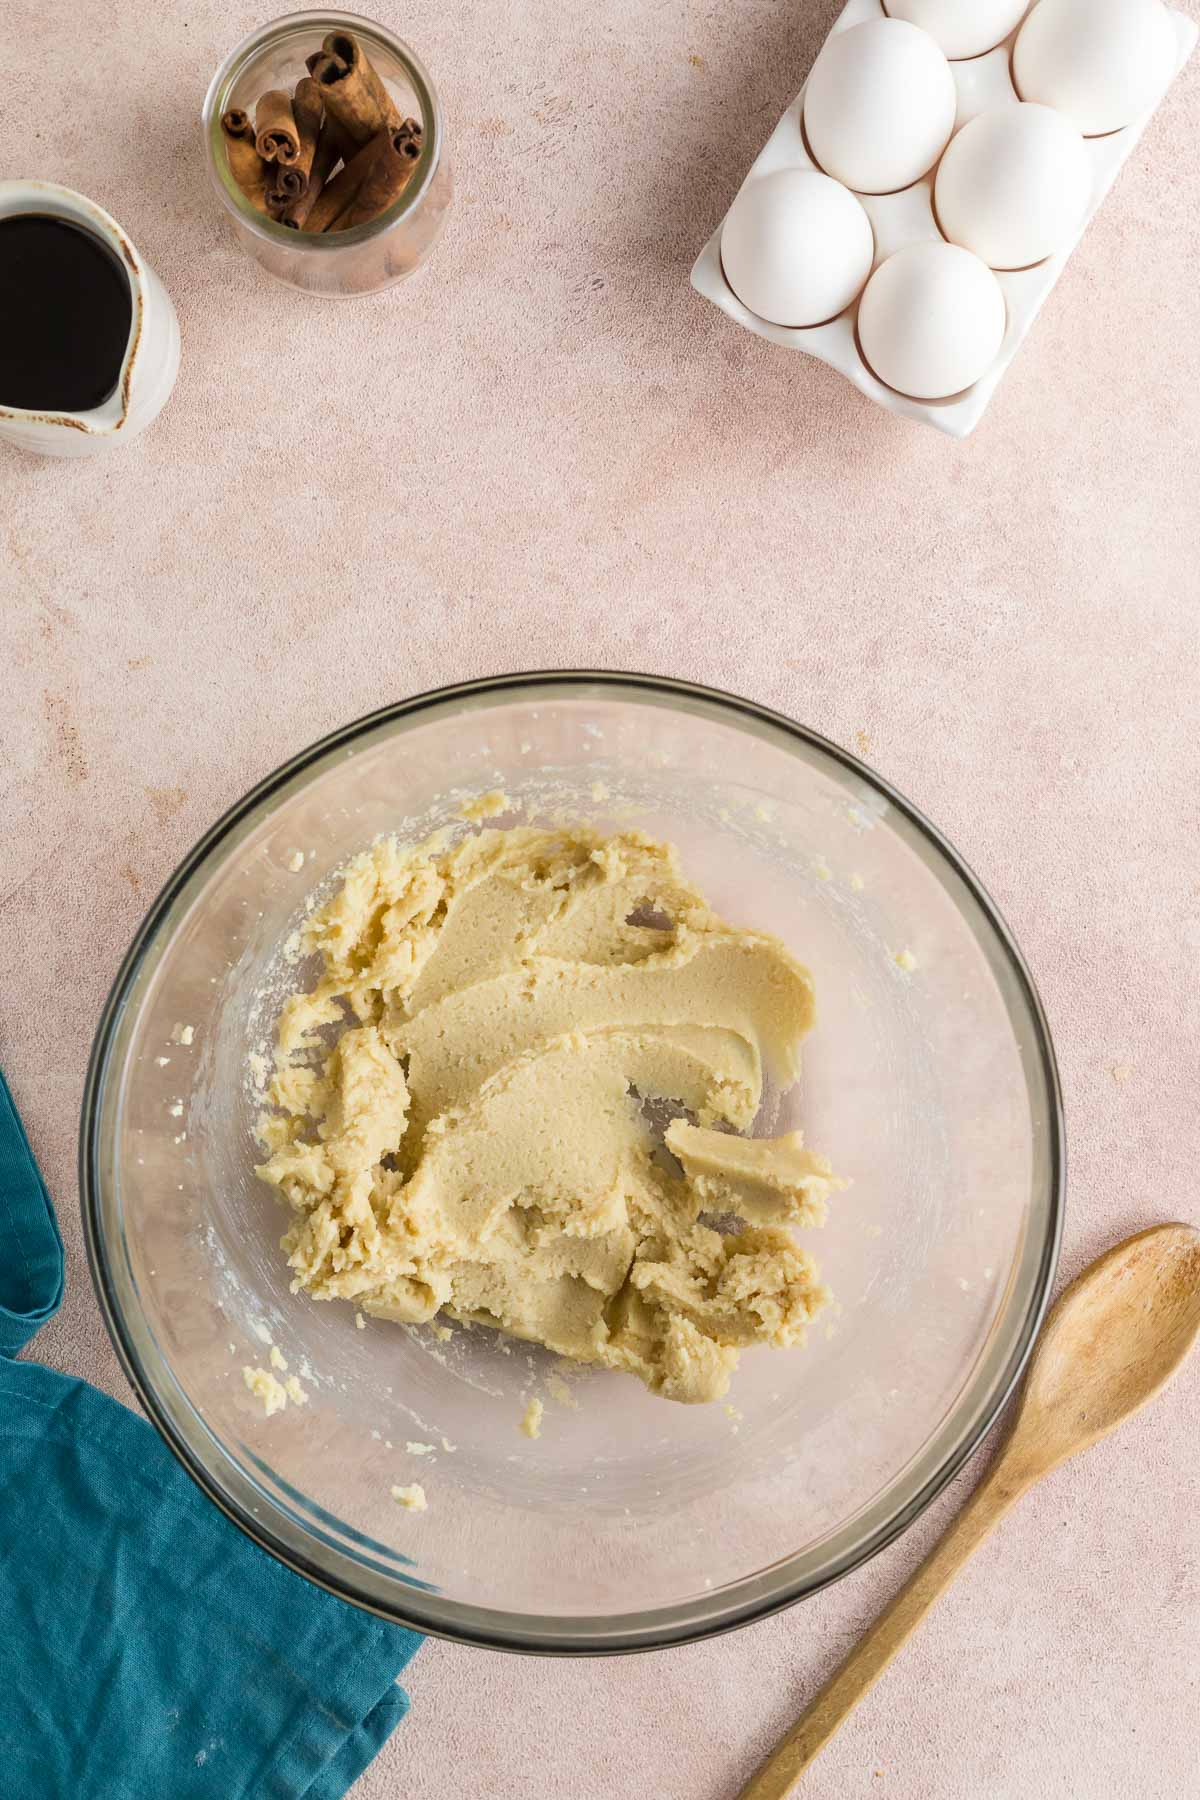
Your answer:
(0, 181), (180, 458)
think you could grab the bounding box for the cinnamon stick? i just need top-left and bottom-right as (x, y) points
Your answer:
(279, 114), (346, 229)
(302, 130), (388, 232)
(310, 32), (399, 144)
(324, 33), (400, 127)
(292, 76), (324, 182)
(221, 114), (270, 214)
(254, 90), (301, 164)
(331, 122), (422, 231)
(266, 75), (326, 209)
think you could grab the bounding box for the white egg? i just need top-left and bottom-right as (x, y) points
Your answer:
(857, 241), (1006, 398)
(1013, 0), (1177, 135)
(720, 169), (874, 327)
(935, 104), (1091, 269)
(803, 19), (957, 195)
(884, 0), (1029, 61)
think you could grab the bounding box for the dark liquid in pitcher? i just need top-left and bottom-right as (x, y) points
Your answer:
(0, 214), (133, 412)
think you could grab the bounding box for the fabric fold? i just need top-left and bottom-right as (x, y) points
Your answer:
(0, 1065), (420, 1800)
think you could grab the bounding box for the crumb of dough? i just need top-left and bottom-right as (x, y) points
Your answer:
(441, 1437), (456, 1453)
(168, 1101), (183, 1118)
(355, 1312), (365, 1330)
(287, 849), (306, 873)
(545, 1372), (577, 1410)
(893, 948), (918, 972)
(1110, 1062), (1133, 1084)
(171, 1023), (195, 1045)
(458, 789), (510, 823)
(406, 1441), (435, 1456)
(283, 1375), (309, 1406)
(591, 782), (610, 803)
(432, 1322), (453, 1342)
(391, 1483), (427, 1511)
(848, 873), (865, 893)
(155, 1056), (170, 1068)
(269, 1345), (288, 1372)
(254, 824), (839, 1406)
(813, 858), (832, 882)
(243, 1366), (287, 1416)
(521, 1397), (544, 1439)
(723, 1402), (743, 1422)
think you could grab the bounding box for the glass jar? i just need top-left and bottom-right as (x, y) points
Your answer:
(202, 10), (451, 298)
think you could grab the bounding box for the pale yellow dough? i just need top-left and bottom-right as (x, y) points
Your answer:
(243, 1365), (287, 1416)
(255, 823), (840, 1404)
(520, 1397), (544, 1439)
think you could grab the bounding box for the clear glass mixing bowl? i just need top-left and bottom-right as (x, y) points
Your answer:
(81, 673), (1063, 1654)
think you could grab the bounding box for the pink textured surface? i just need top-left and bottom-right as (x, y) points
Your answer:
(3, 2), (1200, 1796)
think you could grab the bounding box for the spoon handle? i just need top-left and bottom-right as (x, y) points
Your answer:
(738, 1453), (1033, 1800)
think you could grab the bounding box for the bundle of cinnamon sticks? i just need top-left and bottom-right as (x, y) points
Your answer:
(220, 31), (422, 233)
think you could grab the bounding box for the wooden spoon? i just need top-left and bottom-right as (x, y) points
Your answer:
(740, 1222), (1200, 1800)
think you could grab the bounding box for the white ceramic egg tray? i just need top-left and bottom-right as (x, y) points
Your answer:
(690, 0), (1196, 438)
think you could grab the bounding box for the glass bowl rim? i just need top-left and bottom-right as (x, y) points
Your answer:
(79, 670), (1065, 1656)
(201, 8), (443, 250)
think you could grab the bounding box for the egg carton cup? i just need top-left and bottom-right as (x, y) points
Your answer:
(690, 0), (1197, 438)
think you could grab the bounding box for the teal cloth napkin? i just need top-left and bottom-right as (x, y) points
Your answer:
(0, 1067), (421, 1800)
